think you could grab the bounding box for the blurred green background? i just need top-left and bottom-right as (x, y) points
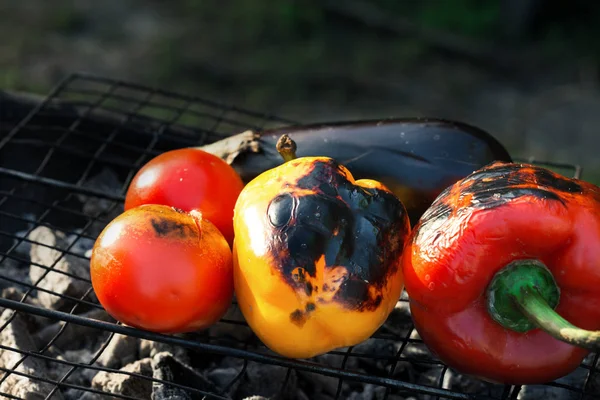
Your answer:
(2, 0), (600, 183)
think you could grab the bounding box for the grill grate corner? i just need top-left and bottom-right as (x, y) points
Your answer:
(0, 72), (597, 400)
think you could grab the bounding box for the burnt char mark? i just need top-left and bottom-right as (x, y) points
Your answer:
(463, 163), (522, 183)
(295, 158), (350, 191)
(269, 158), (409, 313)
(456, 162), (581, 211)
(470, 187), (563, 209)
(532, 168), (582, 193)
(466, 171), (531, 194)
(417, 162), (581, 237)
(304, 281), (313, 296)
(150, 217), (192, 238)
(289, 309), (306, 327)
(289, 302), (317, 327)
(467, 162), (582, 194)
(333, 279), (383, 310)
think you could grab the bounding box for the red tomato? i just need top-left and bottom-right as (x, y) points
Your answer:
(124, 148), (244, 246)
(90, 204), (234, 334)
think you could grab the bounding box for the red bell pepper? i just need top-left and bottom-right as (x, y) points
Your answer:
(401, 161), (600, 385)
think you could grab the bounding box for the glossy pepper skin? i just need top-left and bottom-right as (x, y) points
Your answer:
(202, 118), (512, 226)
(232, 149), (411, 359)
(402, 161), (600, 385)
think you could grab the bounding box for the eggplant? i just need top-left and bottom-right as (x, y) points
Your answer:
(199, 118), (512, 226)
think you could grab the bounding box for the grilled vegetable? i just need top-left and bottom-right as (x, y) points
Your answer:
(199, 118), (512, 226)
(231, 135), (411, 358)
(124, 148), (244, 247)
(402, 161), (600, 385)
(90, 204), (234, 334)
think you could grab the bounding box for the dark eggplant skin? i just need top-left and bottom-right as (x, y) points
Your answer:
(226, 118), (513, 226)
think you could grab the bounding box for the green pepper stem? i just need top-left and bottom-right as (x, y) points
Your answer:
(514, 287), (600, 351)
(276, 134), (297, 162)
(487, 259), (600, 352)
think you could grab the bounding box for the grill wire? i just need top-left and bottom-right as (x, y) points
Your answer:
(0, 72), (597, 400)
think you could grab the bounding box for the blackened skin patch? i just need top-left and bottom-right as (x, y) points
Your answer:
(289, 302), (318, 328)
(263, 159), (410, 323)
(462, 162), (582, 198)
(417, 161), (583, 234)
(150, 217), (193, 239)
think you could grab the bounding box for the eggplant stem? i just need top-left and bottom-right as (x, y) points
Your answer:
(276, 134), (298, 162)
(194, 130), (260, 164)
(514, 288), (600, 352)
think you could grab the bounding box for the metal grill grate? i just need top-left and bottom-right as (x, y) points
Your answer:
(0, 72), (597, 400)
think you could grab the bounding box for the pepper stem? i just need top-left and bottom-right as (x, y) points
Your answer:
(276, 134), (297, 162)
(487, 259), (600, 352)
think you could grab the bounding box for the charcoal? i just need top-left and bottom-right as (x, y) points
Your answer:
(208, 358), (298, 400)
(91, 357), (153, 398)
(297, 363), (351, 397)
(230, 361), (298, 400)
(581, 355), (600, 400)
(205, 366), (240, 389)
(75, 169), (124, 246)
(382, 300), (414, 337)
(63, 388), (92, 400)
(64, 388), (102, 400)
(208, 301), (254, 342)
(0, 256), (31, 292)
(202, 355), (247, 389)
(518, 367), (590, 400)
(296, 389), (311, 400)
(217, 356), (246, 369)
(151, 351), (220, 399)
(1, 287), (54, 332)
(65, 230), (95, 257)
(28, 226), (94, 311)
(34, 308), (112, 351)
(300, 346), (362, 396)
(139, 338), (191, 365)
(53, 348), (96, 383)
(296, 390), (334, 400)
(439, 368), (504, 399)
(12, 213), (37, 256)
(95, 333), (139, 370)
(76, 168), (123, 218)
(412, 366), (506, 400)
(49, 348), (97, 399)
(314, 350), (360, 372)
(0, 309), (64, 399)
(413, 365), (445, 400)
(347, 383), (387, 400)
(401, 330), (435, 366)
(353, 338), (398, 372)
(80, 333), (141, 384)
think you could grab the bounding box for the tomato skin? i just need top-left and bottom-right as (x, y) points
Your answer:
(90, 204), (234, 334)
(124, 148), (244, 246)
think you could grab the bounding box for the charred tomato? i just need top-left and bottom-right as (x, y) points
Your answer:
(90, 204), (234, 334)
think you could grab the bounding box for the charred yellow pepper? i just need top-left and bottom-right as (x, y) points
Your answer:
(232, 136), (411, 358)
